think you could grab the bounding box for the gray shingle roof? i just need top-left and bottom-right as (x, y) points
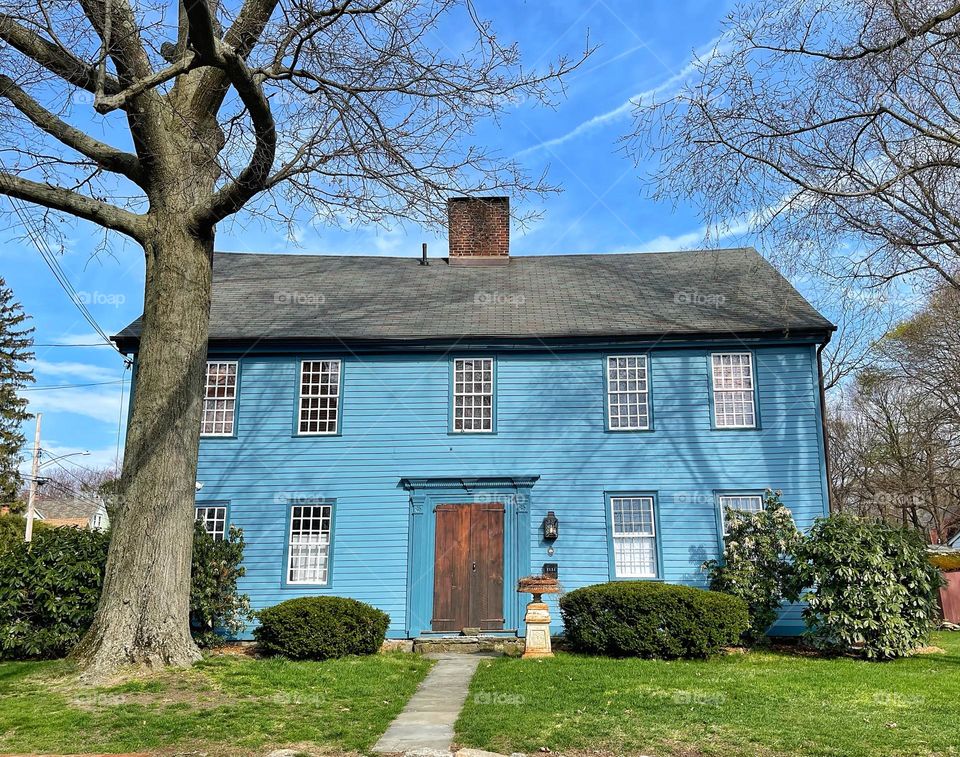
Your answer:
(114, 248), (833, 346)
(36, 496), (102, 520)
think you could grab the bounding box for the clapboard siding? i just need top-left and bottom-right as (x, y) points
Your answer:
(193, 342), (828, 637)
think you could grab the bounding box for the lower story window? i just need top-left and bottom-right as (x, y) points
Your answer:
(287, 503), (333, 584)
(610, 495), (658, 578)
(195, 505), (227, 540)
(718, 493), (764, 534)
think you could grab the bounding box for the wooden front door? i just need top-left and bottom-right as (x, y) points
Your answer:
(432, 503), (505, 632)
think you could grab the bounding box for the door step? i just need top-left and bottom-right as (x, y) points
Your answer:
(413, 635), (524, 656)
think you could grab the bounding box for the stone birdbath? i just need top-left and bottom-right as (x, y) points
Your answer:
(517, 575), (560, 658)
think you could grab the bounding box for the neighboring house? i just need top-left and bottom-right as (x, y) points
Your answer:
(34, 495), (110, 531)
(114, 197), (834, 639)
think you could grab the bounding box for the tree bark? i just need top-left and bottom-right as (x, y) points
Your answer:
(71, 216), (213, 679)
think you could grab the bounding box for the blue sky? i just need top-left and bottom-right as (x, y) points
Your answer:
(5, 0), (752, 474)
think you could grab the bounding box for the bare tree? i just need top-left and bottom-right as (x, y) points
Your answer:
(0, 0), (585, 676)
(828, 286), (960, 541)
(630, 0), (960, 291)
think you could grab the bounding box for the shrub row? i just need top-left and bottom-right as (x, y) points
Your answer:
(704, 492), (943, 659)
(0, 519), (251, 659)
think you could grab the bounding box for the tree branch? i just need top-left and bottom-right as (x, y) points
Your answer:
(78, 0), (154, 85)
(0, 172), (144, 240)
(0, 75), (143, 184)
(94, 52), (200, 114)
(183, 0), (276, 229)
(187, 0), (280, 118)
(0, 13), (120, 95)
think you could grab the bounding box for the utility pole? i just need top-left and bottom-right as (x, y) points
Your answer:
(24, 413), (41, 543)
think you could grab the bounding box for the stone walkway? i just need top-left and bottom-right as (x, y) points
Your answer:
(372, 653), (487, 753)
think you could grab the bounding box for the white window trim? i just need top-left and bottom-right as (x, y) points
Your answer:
(297, 359), (342, 436)
(201, 360), (238, 437)
(711, 352), (757, 429)
(452, 357), (495, 433)
(195, 505), (227, 540)
(606, 355), (650, 431)
(718, 493), (765, 535)
(610, 495), (658, 579)
(286, 503), (333, 585)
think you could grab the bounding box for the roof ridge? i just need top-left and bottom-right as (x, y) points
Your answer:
(211, 247), (759, 260)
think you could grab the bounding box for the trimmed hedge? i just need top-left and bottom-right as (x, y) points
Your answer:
(559, 581), (749, 658)
(254, 596), (390, 660)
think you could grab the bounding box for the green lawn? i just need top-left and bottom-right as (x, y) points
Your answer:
(0, 652), (432, 756)
(457, 632), (960, 757)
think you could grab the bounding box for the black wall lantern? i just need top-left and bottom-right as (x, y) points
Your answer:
(542, 510), (559, 541)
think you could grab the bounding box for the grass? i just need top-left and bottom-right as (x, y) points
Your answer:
(456, 631), (960, 757)
(0, 651), (432, 756)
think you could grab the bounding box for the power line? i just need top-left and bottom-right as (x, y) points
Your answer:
(32, 342), (115, 347)
(21, 379), (125, 392)
(5, 196), (120, 353)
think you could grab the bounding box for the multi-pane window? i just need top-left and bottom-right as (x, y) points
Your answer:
(718, 494), (764, 534)
(201, 361), (237, 436)
(195, 505), (227, 540)
(711, 353), (756, 428)
(610, 495), (658, 578)
(607, 355), (650, 430)
(298, 360), (341, 434)
(287, 503), (333, 584)
(453, 358), (494, 432)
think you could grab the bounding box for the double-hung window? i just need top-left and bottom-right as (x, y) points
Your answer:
(711, 352), (756, 428)
(610, 495), (658, 578)
(452, 358), (494, 432)
(718, 493), (764, 535)
(195, 505), (227, 540)
(201, 361), (238, 436)
(607, 355), (650, 430)
(298, 360), (341, 434)
(287, 503), (333, 584)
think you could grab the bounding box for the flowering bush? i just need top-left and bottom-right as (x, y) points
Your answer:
(793, 514), (942, 659)
(703, 490), (801, 641)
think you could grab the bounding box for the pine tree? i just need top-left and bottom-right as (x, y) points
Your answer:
(0, 278), (34, 503)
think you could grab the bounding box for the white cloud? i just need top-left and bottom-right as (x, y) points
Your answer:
(515, 35), (726, 158)
(51, 332), (109, 346)
(26, 385), (126, 425)
(31, 359), (119, 383)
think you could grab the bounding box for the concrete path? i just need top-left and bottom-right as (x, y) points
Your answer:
(372, 653), (485, 753)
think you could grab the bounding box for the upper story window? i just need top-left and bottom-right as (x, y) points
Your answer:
(287, 503), (333, 584)
(610, 494), (658, 578)
(607, 355), (650, 430)
(711, 352), (756, 428)
(201, 361), (238, 436)
(452, 358), (494, 432)
(195, 504), (227, 540)
(299, 360), (341, 435)
(718, 493), (764, 534)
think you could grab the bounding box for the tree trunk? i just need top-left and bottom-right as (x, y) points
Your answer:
(71, 216), (213, 679)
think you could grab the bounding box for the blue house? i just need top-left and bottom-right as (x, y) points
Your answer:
(114, 197), (834, 638)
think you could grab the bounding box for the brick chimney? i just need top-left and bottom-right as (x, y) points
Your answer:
(447, 196), (510, 265)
